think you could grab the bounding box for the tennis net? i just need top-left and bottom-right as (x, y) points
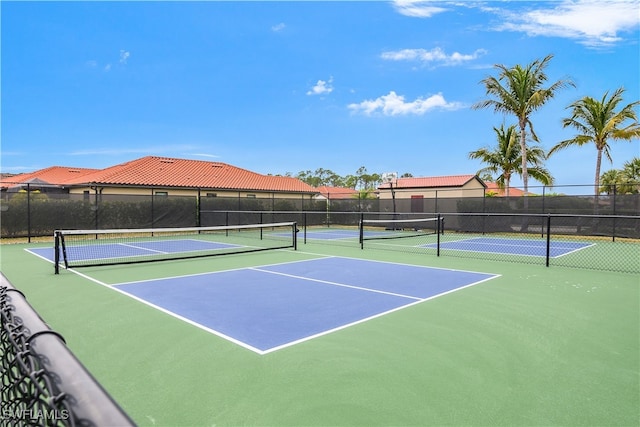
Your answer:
(54, 222), (297, 273)
(359, 217), (441, 248)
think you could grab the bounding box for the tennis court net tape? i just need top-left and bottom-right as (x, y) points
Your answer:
(359, 217), (442, 245)
(54, 222), (298, 273)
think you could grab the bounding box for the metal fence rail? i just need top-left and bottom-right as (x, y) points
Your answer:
(0, 273), (135, 427)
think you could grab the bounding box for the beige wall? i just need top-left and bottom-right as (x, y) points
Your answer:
(69, 186), (315, 200)
(378, 180), (486, 199)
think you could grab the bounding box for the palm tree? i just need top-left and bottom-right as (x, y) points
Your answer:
(602, 157), (640, 194)
(599, 169), (622, 195)
(473, 54), (574, 208)
(548, 88), (640, 196)
(620, 157), (640, 194)
(469, 124), (553, 197)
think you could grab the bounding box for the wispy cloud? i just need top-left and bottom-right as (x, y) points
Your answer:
(271, 22), (286, 32)
(348, 91), (465, 116)
(307, 77), (334, 96)
(392, 0), (450, 18)
(381, 47), (487, 67)
(392, 0), (639, 47)
(119, 49), (130, 64)
(495, 1), (640, 47)
(86, 49), (131, 72)
(188, 153), (220, 159)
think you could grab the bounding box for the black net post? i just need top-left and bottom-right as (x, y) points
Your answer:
(293, 222), (298, 250)
(359, 212), (364, 249)
(545, 214), (552, 267)
(54, 231), (60, 274)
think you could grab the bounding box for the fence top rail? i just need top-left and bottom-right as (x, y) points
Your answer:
(202, 210), (640, 219)
(442, 212), (640, 220)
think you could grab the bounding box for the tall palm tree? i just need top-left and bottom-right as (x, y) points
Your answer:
(548, 88), (640, 195)
(473, 54), (574, 208)
(469, 124), (553, 197)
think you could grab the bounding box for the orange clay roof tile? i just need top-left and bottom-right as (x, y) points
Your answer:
(63, 156), (317, 193)
(378, 175), (483, 189)
(0, 166), (100, 188)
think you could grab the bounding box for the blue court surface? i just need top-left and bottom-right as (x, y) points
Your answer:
(27, 239), (241, 263)
(421, 237), (592, 257)
(112, 257), (498, 354)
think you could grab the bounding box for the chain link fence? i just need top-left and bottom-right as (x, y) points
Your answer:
(1, 184), (638, 273)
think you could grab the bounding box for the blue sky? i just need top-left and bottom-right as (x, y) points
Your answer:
(2, 1), (639, 191)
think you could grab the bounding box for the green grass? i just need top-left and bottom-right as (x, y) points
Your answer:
(1, 240), (638, 426)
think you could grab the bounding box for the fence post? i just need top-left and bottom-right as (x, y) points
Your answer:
(197, 188), (201, 227)
(545, 214), (551, 267)
(541, 186), (546, 237)
(94, 186), (99, 230)
(304, 211), (307, 244)
(613, 185), (617, 242)
(27, 183), (31, 243)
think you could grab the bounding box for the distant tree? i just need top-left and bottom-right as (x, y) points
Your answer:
(599, 169), (622, 195)
(621, 157), (640, 193)
(469, 123), (553, 197)
(354, 166), (381, 190)
(400, 172), (413, 178)
(474, 54), (574, 207)
(353, 189), (377, 200)
(295, 168), (344, 187)
(600, 157), (640, 194)
(548, 88), (640, 195)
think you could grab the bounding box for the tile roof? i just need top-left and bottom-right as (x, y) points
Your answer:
(315, 186), (359, 199)
(0, 166), (99, 189)
(63, 156), (317, 193)
(378, 175), (484, 189)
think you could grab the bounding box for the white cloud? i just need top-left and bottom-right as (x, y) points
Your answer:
(119, 50), (130, 64)
(348, 91), (465, 116)
(307, 77), (334, 96)
(381, 47), (487, 66)
(104, 63), (112, 72)
(495, 0), (640, 47)
(271, 23), (286, 32)
(392, 0), (639, 47)
(392, 0), (449, 17)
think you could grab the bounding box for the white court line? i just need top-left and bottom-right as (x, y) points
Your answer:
(117, 242), (170, 254)
(33, 248), (501, 355)
(250, 267), (423, 301)
(261, 273), (500, 354)
(61, 267), (266, 354)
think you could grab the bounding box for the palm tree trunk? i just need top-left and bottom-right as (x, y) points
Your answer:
(594, 148), (603, 198)
(519, 120), (529, 231)
(594, 147), (603, 217)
